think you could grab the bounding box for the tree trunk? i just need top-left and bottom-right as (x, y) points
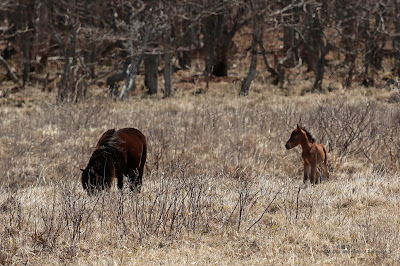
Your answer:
(239, 0), (261, 96)
(178, 19), (192, 70)
(144, 53), (159, 95)
(301, 5), (322, 74)
(22, 34), (30, 86)
(119, 52), (144, 100)
(395, 26), (400, 77)
(58, 48), (70, 102)
(362, 14), (373, 86)
(212, 28), (229, 77)
(16, 2), (31, 86)
(283, 26), (296, 68)
(258, 40), (284, 86)
(119, 24), (150, 100)
(313, 44), (328, 91)
(119, 63), (136, 100)
(212, 10), (244, 77)
(203, 14), (224, 88)
(394, 1), (400, 77)
(55, 24), (78, 103)
(164, 44), (173, 98)
(303, 5), (326, 92)
(239, 38), (257, 96)
(87, 44), (97, 79)
(107, 60), (129, 98)
(282, 0), (299, 68)
(338, 0), (356, 87)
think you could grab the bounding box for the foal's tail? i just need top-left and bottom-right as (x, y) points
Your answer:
(323, 146), (328, 164)
(322, 145), (330, 180)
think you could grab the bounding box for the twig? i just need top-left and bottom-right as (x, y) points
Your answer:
(246, 189), (281, 233)
(295, 186), (301, 220)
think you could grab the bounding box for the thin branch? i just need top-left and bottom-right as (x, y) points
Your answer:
(0, 54), (19, 85)
(246, 189), (281, 233)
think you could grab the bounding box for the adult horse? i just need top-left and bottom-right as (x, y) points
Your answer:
(81, 128), (147, 194)
(285, 124), (329, 185)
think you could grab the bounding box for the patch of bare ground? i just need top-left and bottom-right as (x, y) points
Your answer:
(1, 81), (400, 265)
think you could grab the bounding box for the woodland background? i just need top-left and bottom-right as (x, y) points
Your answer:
(1, 0), (400, 99)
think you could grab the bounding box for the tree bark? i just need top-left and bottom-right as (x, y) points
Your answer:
(312, 44), (328, 91)
(118, 57), (142, 100)
(239, 0), (261, 96)
(258, 40), (284, 86)
(212, 8), (246, 77)
(282, 0), (299, 68)
(163, 43), (173, 98)
(0, 55), (19, 85)
(144, 53), (159, 95)
(395, 17), (400, 77)
(21, 34), (30, 86)
(239, 37), (258, 96)
(212, 28), (229, 77)
(203, 14), (224, 88)
(303, 5), (326, 91)
(178, 18), (192, 70)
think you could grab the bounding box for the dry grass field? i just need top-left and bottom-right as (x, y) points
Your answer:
(1, 76), (400, 265)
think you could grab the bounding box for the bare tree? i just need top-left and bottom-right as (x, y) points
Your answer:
(239, 0), (262, 96)
(336, 0), (363, 87)
(393, 0), (400, 77)
(117, 1), (148, 100)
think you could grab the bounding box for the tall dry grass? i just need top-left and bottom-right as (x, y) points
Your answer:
(1, 85), (400, 265)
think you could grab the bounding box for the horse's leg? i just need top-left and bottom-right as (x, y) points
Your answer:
(117, 174), (124, 191)
(136, 145), (146, 193)
(136, 166), (144, 193)
(129, 169), (140, 193)
(130, 149), (146, 193)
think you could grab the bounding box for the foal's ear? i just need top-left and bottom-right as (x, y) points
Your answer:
(296, 124), (301, 129)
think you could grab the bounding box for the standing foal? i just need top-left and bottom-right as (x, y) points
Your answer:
(285, 124), (329, 185)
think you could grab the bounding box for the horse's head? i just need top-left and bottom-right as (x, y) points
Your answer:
(80, 156), (107, 195)
(285, 124), (304, 149)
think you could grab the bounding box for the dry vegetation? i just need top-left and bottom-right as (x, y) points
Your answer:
(1, 79), (400, 265)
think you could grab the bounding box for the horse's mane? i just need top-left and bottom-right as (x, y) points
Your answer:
(89, 129), (123, 179)
(97, 129), (123, 150)
(302, 128), (316, 143)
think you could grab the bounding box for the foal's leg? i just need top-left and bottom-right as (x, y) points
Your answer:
(310, 163), (317, 185)
(315, 167), (321, 184)
(303, 161), (310, 184)
(322, 161), (329, 180)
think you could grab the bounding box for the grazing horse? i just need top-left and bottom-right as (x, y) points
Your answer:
(285, 124), (329, 185)
(81, 128), (147, 194)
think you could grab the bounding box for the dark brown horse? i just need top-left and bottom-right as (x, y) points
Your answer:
(81, 128), (147, 194)
(285, 124), (329, 185)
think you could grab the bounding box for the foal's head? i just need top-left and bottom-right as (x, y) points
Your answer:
(285, 124), (315, 150)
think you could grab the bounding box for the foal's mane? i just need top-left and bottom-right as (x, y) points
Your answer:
(301, 127), (316, 143)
